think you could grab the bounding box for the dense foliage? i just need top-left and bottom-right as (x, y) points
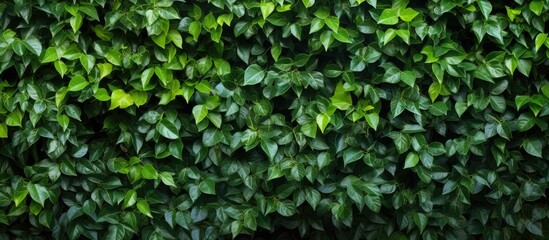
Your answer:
(1, 0), (549, 239)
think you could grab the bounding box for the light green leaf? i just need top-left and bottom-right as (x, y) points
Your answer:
(109, 89), (134, 110)
(428, 82), (441, 102)
(189, 21), (201, 42)
(330, 82), (352, 110)
(68, 76), (89, 92)
(535, 33), (547, 52)
(41, 47), (58, 63)
(320, 30), (334, 51)
(316, 113), (330, 134)
(137, 199), (153, 218)
(6, 109), (23, 127)
(404, 152), (419, 169)
(141, 68), (154, 89)
(69, 13), (83, 33)
(0, 123), (7, 138)
(123, 190), (137, 208)
(400, 8), (419, 22)
(302, 0), (315, 8)
(155, 66), (171, 85)
(54, 60), (67, 78)
(309, 18), (324, 34)
(324, 16), (339, 32)
(192, 105), (208, 124)
(97, 63), (113, 80)
(160, 172), (177, 187)
(13, 188), (27, 207)
(365, 113), (379, 130)
(378, 9), (398, 25)
(79, 54), (95, 74)
(529, 0), (544, 15)
(260, 2), (275, 19)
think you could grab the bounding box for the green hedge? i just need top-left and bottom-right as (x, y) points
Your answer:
(1, 0), (549, 239)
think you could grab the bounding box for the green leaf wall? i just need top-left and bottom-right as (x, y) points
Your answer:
(1, 0), (549, 239)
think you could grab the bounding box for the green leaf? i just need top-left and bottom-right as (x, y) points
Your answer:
(301, 122), (318, 138)
(396, 29), (410, 44)
(260, 2), (275, 19)
(343, 148), (364, 166)
(524, 138), (543, 158)
(13, 188), (28, 207)
(529, 0), (544, 15)
(23, 36), (42, 56)
(401, 70), (416, 87)
(393, 133), (410, 154)
(477, 0), (492, 19)
(324, 16), (339, 32)
(429, 102), (448, 116)
(123, 190), (137, 208)
(67, 76), (89, 92)
(535, 33), (547, 52)
(316, 113), (330, 133)
(317, 152), (330, 170)
(192, 105), (208, 124)
(320, 30), (334, 51)
(142, 163), (158, 180)
(41, 47), (58, 63)
(168, 30), (183, 49)
(54, 60), (67, 78)
(243, 64), (265, 86)
(69, 13), (83, 33)
(365, 113), (379, 130)
(189, 21), (201, 42)
(404, 152), (419, 169)
(276, 200), (296, 217)
(0, 123), (7, 138)
(155, 66), (171, 85)
(106, 49), (122, 66)
(413, 212), (428, 233)
(97, 63), (113, 80)
(261, 139), (278, 161)
(199, 179), (216, 194)
(6, 109), (23, 127)
(309, 18), (324, 34)
(400, 8), (419, 22)
(302, 0), (315, 8)
(378, 9), (398, 25)
(109, 89), (134, 110)
(137, 199), (152, 218)
(428, 82), (441, 102)
(330, 82), (352, 110)
(27, 183), (49, 207)
(160, 172), (177, 187)
(79, 54), (95, 74)
(156, 119), (179, 139)
(231, 221), (242, 238)
(364, 195), (381, 213)
(57, 114), (70, 131)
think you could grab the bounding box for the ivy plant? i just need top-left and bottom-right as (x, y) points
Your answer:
(1, 0), (549, 239)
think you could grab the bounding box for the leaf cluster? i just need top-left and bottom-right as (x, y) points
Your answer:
(1, 0), (549, 239)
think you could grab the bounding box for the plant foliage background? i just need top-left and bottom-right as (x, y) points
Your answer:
(1, 0), (549, 239)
